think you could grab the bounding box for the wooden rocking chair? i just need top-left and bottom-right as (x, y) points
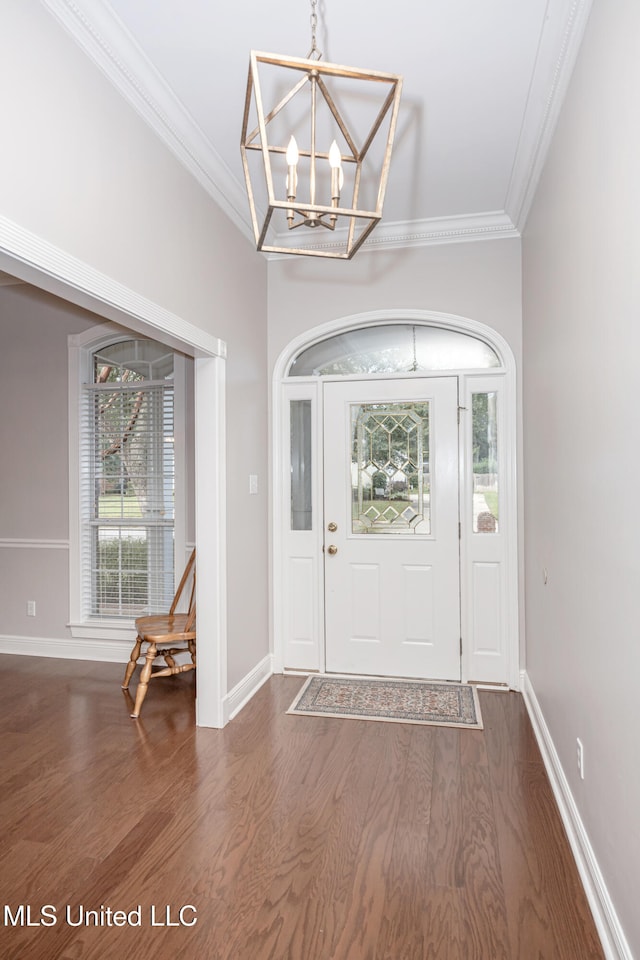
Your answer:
(122, 549), (196, 719)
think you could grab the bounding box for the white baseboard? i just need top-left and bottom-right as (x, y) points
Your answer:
(521, 670), (632, 960)
(222, 654), (273, 725)
(0, 637), (275, 720)
(0, 634), (132, 662)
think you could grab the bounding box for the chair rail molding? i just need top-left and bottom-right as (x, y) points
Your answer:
(0, 538), (69, 549)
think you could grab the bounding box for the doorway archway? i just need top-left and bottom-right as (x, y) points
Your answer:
(0, 218), (227, 727)
(272, 310), (519, 688)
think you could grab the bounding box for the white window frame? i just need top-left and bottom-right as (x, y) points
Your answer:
(68, 322), (187, 641)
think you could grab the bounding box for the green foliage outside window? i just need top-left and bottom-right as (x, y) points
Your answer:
(94, 537), (148, 615)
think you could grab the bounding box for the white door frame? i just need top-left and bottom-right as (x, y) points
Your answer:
(272, 309), (520, 689)
(0, 215), (228, 727)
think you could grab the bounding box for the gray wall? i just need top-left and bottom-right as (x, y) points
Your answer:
(0, 0), (269, 692)
(268, 239), (523, 371)
(0, 286), (97, 639)
(522, 0), (639, 951)
(0, 285), (200, 643)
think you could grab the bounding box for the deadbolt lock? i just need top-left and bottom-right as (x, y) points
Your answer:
(327, 544), (338, 555)
(327, 521), (338, 532)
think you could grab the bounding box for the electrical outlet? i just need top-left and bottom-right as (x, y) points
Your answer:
(27, 600), (36, 617)
(249, 474), (258, 495)
(576, 738), (585, 780)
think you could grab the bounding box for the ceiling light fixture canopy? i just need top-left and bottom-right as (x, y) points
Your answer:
(240, 0), (402, 260)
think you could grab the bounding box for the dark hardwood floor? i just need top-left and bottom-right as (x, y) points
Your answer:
(0, 655), (604, 959)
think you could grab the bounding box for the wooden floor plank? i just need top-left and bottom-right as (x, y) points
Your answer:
(481, 692), (604, 960)
(0, 656), (605, 960)
(374, 726), (436, 960)
(426, 727), (465, 889)
(458, 741), (511, 959)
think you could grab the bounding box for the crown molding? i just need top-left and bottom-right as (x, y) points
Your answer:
(41, 0), (589, 253)
(505, 0), (594, 231)
(0, 213), (225, 358)
(357, 211), (520, 248)
(41, 0), (254, 241)
(267, 211), (520, 259)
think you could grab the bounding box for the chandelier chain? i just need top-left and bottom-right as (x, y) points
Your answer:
(309, 0), (320, 58)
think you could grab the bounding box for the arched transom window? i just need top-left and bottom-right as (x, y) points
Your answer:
(288, 324), (500, 377)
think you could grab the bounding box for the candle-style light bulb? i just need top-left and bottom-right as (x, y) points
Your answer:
(285, 135), (299, 228)
(329, 140), (343, 228)
(286, 135), (299, 199)
(329, 139), (344, 201)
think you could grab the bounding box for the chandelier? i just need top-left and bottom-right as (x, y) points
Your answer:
(240, 0), (402, 259)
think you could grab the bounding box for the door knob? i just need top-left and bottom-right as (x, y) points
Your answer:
(327, 544), (338, 555)
(327, 521), (338, 532)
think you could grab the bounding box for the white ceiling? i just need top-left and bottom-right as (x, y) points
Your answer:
(42, 0), (593, 254)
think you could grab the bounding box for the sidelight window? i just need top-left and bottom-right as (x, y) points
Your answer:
(472, 391), (499, 533)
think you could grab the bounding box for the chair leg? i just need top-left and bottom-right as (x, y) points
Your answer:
(122, 637), (142, 690)
(130, 642), (157, 719)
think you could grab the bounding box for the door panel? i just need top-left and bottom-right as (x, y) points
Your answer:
(349, 563), (380, 641)
(402, 564), (434, 643)
(323, 377), (461, 680)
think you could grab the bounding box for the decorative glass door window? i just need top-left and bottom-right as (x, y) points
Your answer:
(351, 401), (430, 534)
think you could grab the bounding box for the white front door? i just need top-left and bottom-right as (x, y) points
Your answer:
(323, 377), (461, 680)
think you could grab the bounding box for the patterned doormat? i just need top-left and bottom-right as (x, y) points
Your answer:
(287, 675), (483, 729)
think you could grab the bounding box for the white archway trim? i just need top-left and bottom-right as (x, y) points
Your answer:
(0, 213), (225, 359)
(272, 309), (520, 690)
(0, 214), (228, 727)
(194, 356), (227, 727)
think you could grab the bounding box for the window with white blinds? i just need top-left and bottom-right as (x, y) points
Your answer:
(79, 340), (176, 619)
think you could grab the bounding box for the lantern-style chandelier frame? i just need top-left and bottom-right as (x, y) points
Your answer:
(240, 5), (402, 259)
